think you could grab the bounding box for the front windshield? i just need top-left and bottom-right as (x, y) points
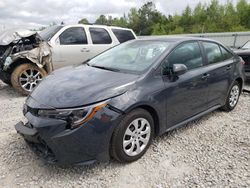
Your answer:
(242, 41), (250, 49)
(39, 25), (63, 41)
(88, 40), (171, 74)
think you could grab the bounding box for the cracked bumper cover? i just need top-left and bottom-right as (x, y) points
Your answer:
(14, 107), (122, 165)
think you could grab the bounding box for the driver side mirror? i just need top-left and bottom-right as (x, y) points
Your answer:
(173, 64), (188, 76)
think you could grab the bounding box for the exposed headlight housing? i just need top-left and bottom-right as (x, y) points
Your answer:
(37, 100), (109, 129)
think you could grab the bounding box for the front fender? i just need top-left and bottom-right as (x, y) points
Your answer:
(109, 91), (166, 135)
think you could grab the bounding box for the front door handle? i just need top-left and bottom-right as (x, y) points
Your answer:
(226, 65), (232, 70)
(201, 73), (210, 80)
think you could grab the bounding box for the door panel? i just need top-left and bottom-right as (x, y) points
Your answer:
(202, 42), (235, 107)
(206, 60), (234, 107)
(165, 68), (209, 128)
(53, 45), (91, 69)
(162, 41), (209, 128)
(52, 27), (90, 69)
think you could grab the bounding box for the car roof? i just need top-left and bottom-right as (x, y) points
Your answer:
(137, 36), (219, 43)
(63, 24), (133, 31)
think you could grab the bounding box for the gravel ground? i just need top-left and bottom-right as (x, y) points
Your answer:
(0, 80), (249, 188)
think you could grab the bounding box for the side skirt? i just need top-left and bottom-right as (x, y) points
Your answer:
(166, 105), (221, 133)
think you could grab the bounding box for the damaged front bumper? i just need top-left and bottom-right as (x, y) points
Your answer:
(15, 121), (57, 164)
(14, 106), (122, 166)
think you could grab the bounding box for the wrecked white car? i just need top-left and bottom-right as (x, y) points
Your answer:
(0, 29), (52, 95)
(0, 25), (136, 95)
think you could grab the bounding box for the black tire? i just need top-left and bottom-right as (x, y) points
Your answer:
(111, 108), (154, 163)
(10, 63), (47, 96)
(221, 81), (241, 112)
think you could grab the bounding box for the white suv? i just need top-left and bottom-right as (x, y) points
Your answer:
(0, 24), (136, 95)
(40, 24), (137, 69)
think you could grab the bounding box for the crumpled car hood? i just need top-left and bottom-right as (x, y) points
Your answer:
(29, 65), (139, 109)
(0, 28), (37, 46)
(0, 28), (52, 74)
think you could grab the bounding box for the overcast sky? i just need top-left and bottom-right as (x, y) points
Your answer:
(0, 0), (244, 30)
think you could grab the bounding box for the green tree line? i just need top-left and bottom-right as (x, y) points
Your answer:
(78, 0), (250, 35)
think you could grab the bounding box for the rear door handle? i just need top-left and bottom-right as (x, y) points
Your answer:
(201, 73), (210, 80)
(226, 65), (232, 70)
(81, 48), (90, 52)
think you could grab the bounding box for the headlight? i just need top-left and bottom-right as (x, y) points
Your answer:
(37, 100), (109, 129)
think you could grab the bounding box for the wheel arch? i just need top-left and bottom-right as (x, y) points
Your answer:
(124, 104), (161, 136)
(235, 77), (243, 92)
(7, 58), (48, 75)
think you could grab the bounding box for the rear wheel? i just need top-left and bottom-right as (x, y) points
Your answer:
(111, 108), (154, 162)
(11, 63), (47, 95)
(222, 81), (240, 111)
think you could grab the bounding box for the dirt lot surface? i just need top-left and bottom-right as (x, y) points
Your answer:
(0, 80), (249, 188)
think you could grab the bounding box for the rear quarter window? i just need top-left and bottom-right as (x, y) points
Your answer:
(111, 29), (135, 43)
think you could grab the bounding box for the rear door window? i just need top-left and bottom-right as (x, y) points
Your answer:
(112, 29), (135, 43)
(89, 27), (112, 44)
(59, 27), (87, 45)
(202, 42), (223, 64)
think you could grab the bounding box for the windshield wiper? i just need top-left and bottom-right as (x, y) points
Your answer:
(82, 59), (91, 65)
(90, 65), (120, 72)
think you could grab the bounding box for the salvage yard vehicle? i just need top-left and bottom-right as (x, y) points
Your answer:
(15, 37), (245, 165)
(0, 25), (136, 95)
(233, 40), (250, 80)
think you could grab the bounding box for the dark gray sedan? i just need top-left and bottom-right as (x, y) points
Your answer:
(15, 37), (245, 165)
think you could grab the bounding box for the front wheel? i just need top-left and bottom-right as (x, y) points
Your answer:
(11, 63), (47, 96)
(221, 81), (240, 112)
(111, 108), (154, 163)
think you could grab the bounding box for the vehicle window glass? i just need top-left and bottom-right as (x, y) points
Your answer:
(111, 29), (135, 43)
(88, 41), (171, 74)
(165, 42), (203, 72)
(203, 42), (222, 64)
(39, 25), (63, 41)
(220, 46), (233, 61)
(89, 28), (112, 44)
(59, 27), (87, 45)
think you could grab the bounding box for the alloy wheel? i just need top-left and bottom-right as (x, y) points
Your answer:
(19, 69), (43, 92)
(229, 85), (240, 107)
(123, 118), (151, 156)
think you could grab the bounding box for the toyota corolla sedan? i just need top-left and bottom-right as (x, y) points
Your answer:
(15, 37), (245, 165)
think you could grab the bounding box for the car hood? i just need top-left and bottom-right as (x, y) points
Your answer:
(30, 65), (139, 109)
(0, 28), (37, 46)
